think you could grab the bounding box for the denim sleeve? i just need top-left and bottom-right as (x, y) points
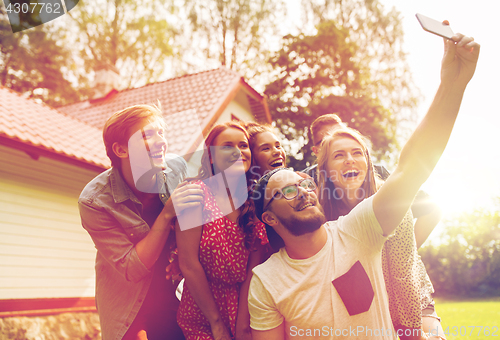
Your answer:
(79, 201), (151, 283)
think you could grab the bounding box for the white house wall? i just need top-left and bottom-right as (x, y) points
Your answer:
(0, 145), (100, 299)
(217, 99), (254, 124)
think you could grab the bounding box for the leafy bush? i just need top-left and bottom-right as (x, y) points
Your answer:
(420, 207), (500, 297)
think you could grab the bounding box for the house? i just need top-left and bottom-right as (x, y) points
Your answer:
(0, 66), (271, 321)
(59, 66), (272, 176)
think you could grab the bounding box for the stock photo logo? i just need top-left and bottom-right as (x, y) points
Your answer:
(3, 0), (79, 32)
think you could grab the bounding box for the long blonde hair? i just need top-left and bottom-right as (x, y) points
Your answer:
(316, 127), (382, 221)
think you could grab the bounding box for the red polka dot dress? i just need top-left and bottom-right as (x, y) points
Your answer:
(177, 180), (267, 339)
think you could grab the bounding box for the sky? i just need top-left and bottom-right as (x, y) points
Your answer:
(378, 0), (500, 219)
(285, 0), (500, 221)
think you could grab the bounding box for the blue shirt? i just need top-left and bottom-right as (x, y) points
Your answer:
(79, 155), (187, 340)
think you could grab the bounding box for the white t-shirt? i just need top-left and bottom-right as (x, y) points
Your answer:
(248, 196), (397, 339)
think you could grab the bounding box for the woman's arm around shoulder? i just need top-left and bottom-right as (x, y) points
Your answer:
(373, 34), (479, 237)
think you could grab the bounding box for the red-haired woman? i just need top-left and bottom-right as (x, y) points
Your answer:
(175, 121), (267, 340)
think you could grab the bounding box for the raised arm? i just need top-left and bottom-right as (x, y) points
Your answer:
(374, 33), (480, 236)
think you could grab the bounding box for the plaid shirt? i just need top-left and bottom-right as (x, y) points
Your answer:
(79, 155), (186, 340)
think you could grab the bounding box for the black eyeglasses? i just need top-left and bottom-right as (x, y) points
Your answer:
(264, 178), (317, 211)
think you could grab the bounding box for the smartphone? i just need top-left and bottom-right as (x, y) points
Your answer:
(416, 13), (454, 39)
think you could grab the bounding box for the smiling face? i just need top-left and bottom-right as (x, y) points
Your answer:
(326, 137), (368, 192)
(263, 170), (325, 236)
(121, 118), (169, 193)
(126, 118), (168, 170)
(252, 131), (287, 175)
(211, 127), (251, 176)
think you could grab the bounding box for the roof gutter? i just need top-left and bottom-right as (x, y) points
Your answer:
(0, 135), (108, 173)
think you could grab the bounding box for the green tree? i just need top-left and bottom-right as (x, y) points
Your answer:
(267, 0), (420, 169)
(181, 0), (286, 82)
(66, 0), (177, 89)
(301, 0), (420, 122)
(0, 7), (81, 106)
(266, 20), (399, 169)
(420, 207), (500, 296)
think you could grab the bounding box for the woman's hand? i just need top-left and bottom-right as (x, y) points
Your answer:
(441, 27), (480, 88)
(210, 319), (233, 340)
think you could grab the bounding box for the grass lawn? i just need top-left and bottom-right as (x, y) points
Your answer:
(434, 297), (500, 339)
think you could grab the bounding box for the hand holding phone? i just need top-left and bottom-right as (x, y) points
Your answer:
(416, 13), (454, 39)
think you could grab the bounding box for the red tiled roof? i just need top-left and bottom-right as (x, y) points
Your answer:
(58, 67), (270, 156)
(0, 86), (110, 169)
(0, 67), (269, 170)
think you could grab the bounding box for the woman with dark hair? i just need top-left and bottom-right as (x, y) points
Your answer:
(175, 121), (267, 340)
(316, 127), (442, 339)
(244, 122), (290, 252)
(245, 122), (287, 179)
